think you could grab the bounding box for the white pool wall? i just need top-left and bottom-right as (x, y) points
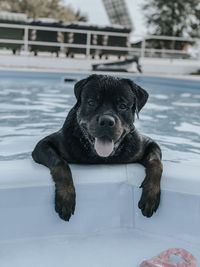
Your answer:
(0, 159), (200, 246)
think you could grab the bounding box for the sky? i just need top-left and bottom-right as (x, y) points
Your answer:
(63, 0), (147, 41)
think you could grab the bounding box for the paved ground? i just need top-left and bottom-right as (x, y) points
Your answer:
(0, 53), (200, 78)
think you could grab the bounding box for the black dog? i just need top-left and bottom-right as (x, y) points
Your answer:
(32, 74), (163, 221)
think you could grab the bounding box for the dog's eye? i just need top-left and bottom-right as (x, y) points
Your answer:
(87, 100), (95, 106)
(118, 103), (128, 110)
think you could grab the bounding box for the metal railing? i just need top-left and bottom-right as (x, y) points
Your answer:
(139, 34), (200, 59)
(0, 23), (199, 59)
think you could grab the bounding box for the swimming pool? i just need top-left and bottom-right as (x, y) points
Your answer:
(0, 70), (200, 266)
(0, 70), (200, 165)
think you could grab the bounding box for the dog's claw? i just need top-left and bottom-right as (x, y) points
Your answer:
(55, 185), (76, 221)
(138, 186), (160, 218)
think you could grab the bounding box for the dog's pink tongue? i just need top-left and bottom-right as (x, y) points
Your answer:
(94, 137), (114, 157)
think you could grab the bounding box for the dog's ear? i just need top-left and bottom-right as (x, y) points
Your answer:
(74, 74), (100, 100)
(74, 78), (89, 100)
(123, 79), (148, 115)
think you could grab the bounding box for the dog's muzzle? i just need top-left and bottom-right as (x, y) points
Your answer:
(94, 115), (116, 157)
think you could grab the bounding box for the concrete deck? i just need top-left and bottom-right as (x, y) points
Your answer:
(0, 53), (200, 77)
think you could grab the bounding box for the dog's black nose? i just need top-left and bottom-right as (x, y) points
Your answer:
(98, 115), (115, 127)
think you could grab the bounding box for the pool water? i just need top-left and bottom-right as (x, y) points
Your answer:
(0, 70), (199, 165)
(0, 70), (200, 266)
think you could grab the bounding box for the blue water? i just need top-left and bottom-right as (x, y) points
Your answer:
(0, 70), (199, 164)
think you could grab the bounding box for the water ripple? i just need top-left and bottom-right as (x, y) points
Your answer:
(0, 71), (199, 164)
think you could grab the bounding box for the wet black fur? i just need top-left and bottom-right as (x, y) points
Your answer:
(32, 74), (163, 221)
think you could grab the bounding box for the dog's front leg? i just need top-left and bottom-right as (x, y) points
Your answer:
(32, 139), (75, 221)
(51, 163), (75, 221)
(138, 141), (163, 218)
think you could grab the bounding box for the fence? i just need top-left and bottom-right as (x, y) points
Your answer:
(0, 23), (199, 59)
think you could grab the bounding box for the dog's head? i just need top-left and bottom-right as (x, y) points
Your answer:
(75, 74), (148, 157)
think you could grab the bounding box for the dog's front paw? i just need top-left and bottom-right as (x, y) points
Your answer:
(55, 184), (76, 221)
(138, 183), (160, 218)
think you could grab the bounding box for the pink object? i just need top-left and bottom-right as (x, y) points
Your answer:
(140, 248), (198, 267)
(94, 137), (114, 157)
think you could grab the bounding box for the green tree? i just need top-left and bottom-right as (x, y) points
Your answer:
(143, 0), (200, 37)
(0, 0), (87, 22)
(142, 0), (200, 50)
